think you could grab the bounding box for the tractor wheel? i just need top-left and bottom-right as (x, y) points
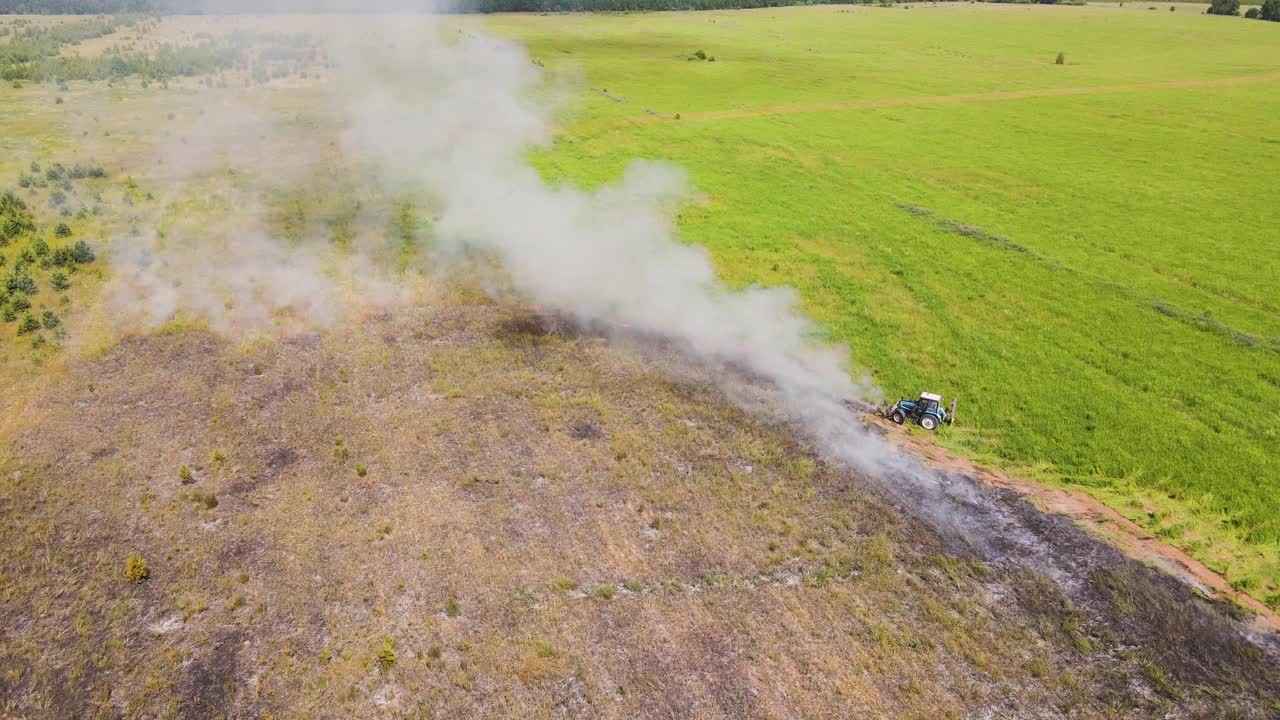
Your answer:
(920, 415), (938, 431)
(890, 410), (905, 425)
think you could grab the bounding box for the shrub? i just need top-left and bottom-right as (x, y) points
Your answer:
(1206, 0), (1239, 14)
(32, 238), (48, 256)
(5, 271), (35, 297)
(356, 464), (367, 477)
(11, 295), (30, 312)
(50, 272), (69, 291)
(48, 190), (67, 207)
(70, 240), (94, 263)
(178, 464), (194, 484)
(1261, 0), (1280, 18)
(1246, 6), (1260, 15)
(2, 305), (15, 322)
(54, 223), (71, 237)
(124, 552), (149, 584)
(444, 597), (461, 617)
(376, 636), (396, 670)
(692, 49), (707, 60)
(16, 312), (38, 335)
(41, 309), (58, 329)
(1055, 51), (1065, 65)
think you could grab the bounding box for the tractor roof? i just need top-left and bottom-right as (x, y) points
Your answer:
(920, 392), (943, 402)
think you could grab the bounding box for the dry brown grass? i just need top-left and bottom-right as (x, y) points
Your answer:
(0, 301), (1275, 719)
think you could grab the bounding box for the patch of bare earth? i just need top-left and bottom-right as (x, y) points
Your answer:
(1, 301), (1276, 718)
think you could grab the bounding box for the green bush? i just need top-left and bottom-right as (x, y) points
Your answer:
(50, 272), (69, 290)
(376, 636), (396, 670)
(70, 240), (94, 264)
(124, 552), (149, 584)
(1206, 0), (1239, 14)
(54, 223), (71, 237)
(16, 312), (38, 335)
(1261, 0), (1280, 19)
(1055, 51), (1065, 65)
(6, 268), (35, 295)
(178, 464), (194, 484)
(1245, 6), (1259, 15)
(40, 309), (58, 329)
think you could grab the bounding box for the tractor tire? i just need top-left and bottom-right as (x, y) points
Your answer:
(920, 415), (938, 431)
(891, 410), (905, 425)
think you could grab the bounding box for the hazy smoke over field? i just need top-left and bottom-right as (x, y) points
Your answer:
(321, 20), (1017, 545)
(334, 26), (903, 460)
(101, 12), (994, 542)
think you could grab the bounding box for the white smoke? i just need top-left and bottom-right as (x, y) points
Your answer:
(329, 24), (925, 471)
(100, 15), (999, 546)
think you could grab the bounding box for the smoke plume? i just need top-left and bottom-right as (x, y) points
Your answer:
(99, 13), (1005, 550)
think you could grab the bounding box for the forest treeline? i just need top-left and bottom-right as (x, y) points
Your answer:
(1, 0), (1081, 15)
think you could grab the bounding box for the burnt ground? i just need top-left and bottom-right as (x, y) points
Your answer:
(1, 299), (1278, 719)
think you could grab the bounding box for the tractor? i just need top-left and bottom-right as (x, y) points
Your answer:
(886, 392), (955, 431)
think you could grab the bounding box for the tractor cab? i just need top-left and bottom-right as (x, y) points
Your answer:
(887, 392), (955, 431)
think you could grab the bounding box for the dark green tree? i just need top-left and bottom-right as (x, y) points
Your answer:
(1261, 0), (1280, 20)
(16, 312), (39, 335)
(1207, 0), (1240, 14)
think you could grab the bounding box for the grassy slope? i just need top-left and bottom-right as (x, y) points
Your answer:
(488, 5), (1280, 603)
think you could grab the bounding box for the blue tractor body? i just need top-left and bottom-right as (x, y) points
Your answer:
(887, 392), (954, 431)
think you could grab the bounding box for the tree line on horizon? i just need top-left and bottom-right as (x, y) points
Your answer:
(0, 0), (1109, 15)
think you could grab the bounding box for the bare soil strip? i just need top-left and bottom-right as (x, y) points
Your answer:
(869, 414), (1280, 634)
(565, 72), (1280, 131)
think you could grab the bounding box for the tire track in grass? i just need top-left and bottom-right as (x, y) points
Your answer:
(563, 72), (1280, 131)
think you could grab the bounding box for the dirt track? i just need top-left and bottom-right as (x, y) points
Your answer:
(564, 72), (1280, 131)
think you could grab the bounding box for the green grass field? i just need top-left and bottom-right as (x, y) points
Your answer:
(479, 5), (1280, 604)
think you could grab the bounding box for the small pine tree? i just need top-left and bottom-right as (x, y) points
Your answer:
(41, 309), (59, 330)
(70, 240), (95, 264)
(50, 272), (70, 291)
(1055, 51), (1065, 65)
(54, 223), (71, 238)
(17, 312), (39, 335)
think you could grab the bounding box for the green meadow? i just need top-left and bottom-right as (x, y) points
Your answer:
(491, 5), (1280, 604)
